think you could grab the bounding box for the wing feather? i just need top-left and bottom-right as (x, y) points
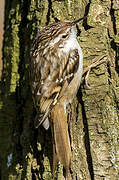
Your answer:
(30, 42), (79, 128)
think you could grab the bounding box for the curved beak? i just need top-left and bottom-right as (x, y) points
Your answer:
(71, 16), (87, 26)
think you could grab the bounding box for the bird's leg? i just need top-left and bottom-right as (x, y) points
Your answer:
(82, 55), (106, 89)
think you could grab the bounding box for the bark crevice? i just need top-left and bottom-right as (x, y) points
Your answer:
(78, 90), (94, 180)
(109, 0), (119, 75)
(46, 0), (59, 25)
(83, 0), (93, 31)
(110, 0), (117, 35)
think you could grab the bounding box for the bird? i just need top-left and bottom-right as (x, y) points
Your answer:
(30, 16), (85, 177)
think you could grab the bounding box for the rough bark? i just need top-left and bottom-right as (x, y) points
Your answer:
(0, 0), (119, 180)
(0, 0), (5, 79)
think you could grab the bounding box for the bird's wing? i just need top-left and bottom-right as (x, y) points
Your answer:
(30, 43), (79, 128)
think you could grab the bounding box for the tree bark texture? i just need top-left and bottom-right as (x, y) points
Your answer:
(0, 0), (119, 179)
(0, 0), (5, 79)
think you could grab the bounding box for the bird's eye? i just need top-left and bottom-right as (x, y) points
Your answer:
(62, 34), (68, 38)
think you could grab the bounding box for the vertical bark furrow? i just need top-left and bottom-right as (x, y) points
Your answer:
(0, 0), (119, 179)
(78, 90), (94, 180)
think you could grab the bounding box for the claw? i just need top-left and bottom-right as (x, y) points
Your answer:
(83, 55), (106, 89)
(85, 69), (91, 89)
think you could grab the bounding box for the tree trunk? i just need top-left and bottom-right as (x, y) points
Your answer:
(0, 0), (119, 179)
(0, 0), (4, 78)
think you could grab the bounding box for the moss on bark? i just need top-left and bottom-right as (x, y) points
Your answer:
(0, 0), (119, 179)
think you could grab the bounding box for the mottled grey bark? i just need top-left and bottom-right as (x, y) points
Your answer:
(0, 0), (119, 179)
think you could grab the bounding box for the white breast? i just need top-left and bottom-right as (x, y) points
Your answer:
(61, 27), (83, 106)
(63, 27), (83, 85)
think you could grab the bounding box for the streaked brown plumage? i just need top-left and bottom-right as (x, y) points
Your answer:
(30, 17), (84, 177)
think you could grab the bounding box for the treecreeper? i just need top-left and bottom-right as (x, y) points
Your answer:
(30, 16), (86, 178)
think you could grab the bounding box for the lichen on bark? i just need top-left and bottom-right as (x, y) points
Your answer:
(0, 0), (119, 180)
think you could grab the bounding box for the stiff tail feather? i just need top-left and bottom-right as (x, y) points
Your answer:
(51, 103), (71, 175)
